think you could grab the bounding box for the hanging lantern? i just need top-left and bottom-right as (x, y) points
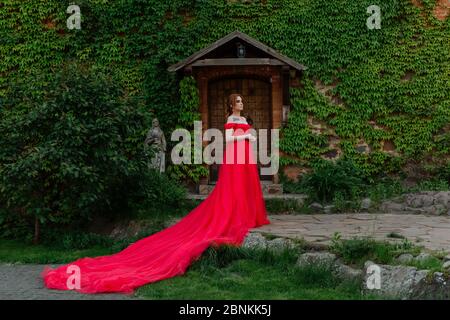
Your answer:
(236, 42), (246, 58)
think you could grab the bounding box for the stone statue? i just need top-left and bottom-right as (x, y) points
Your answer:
(144, 118), (167, 173)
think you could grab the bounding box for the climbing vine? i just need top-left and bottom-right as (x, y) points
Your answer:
(1, 0), (449, 180)
(166, 76), (209, 185)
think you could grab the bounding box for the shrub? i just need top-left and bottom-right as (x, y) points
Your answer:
(436, 162), (450, 185)
(40, 229), (115, 250)
(299, 157), (368, 203)
(0, 62), (184, 243)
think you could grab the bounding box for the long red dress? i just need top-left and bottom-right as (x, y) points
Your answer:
(42, 122), (270, 294)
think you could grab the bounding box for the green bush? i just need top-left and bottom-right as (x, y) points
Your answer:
(298, 157), (368, 203)
(40, 229), (115, 250)
(0, 62), (185, 243)
(436, 162), (450, 185)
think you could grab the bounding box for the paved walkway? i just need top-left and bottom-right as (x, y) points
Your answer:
(253, 213), (450, 253)
(0, 264), (140, 300)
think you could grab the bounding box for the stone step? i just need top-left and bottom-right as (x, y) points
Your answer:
(198, 182), (283, 195)
(187, 192), (307, 203)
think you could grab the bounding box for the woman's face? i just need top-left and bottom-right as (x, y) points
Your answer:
(233, 96), (243, 112)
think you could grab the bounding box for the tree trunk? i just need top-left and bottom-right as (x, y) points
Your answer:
(33, 216), (40, 245)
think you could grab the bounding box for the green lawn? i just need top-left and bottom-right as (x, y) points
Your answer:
(0, 239), (113, 264)
(135, 246), (384, 300)
(0, 238), (384, 299)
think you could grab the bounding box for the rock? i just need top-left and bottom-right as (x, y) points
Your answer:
(379, 201), (404, 212)
(334, 263), (363, 281)
(435, 191), (450, 207)
(405, 192), (436, 207)
(296, 252), (337, 268)
(433, 272), (447, 285)
(262, 184), (283, 195)
(444, 254), (450, 262)
(443, 261), (450, 270)
(408, 196), (424, 208)
(297, 252), (362, 281)
(427, 204), (447, 215)
(242, 232), (267, 250)
(378, 191), (450, 215)
(415, 253), (432, 263)
(266, 238), (297, 251)
(363, 261), (429, 299)
(403, 207), (427, 214)
(243, 234), (299, 253)
(422, 193), (437, 207)
(361, 198), (372, 210)
(309, 202), (324, 213)
(396, 253), (414, 264)
(363, 261), (450, 299)
(323, 205), (334, 214)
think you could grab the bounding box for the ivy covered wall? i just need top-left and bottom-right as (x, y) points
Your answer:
(1, 0), (449, 180)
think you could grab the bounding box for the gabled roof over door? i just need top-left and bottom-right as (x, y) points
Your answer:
(167, 30), (307, 72)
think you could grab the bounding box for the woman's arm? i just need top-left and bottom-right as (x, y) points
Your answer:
(225, 128), (251, 142)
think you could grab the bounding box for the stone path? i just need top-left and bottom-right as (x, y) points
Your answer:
(0, 264), (141, 300)
(252, 214), (450, 253)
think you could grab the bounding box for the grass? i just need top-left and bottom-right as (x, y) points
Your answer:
(0, 237), (384, 299)
(0, 212), (179, 264)
(0, 217), (181, 264)
(329, 233), (422, 268)
(0, 239), (113, 264)
(135, 245), (383, 300)
(399, 255), (447, 274)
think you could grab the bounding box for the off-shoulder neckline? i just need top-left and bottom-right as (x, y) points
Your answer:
(225, 121), (250, 124)
(226, 115), (247, 125)
(224, 122), (250, 128)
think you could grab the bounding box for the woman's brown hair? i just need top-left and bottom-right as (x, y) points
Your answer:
(225, 93), (253, 125)
(225, 93), (242, 120)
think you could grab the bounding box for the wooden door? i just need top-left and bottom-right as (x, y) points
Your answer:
(208, 76), (272, 183)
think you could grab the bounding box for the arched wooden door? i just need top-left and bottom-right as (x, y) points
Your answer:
(208, 76), (272, 183)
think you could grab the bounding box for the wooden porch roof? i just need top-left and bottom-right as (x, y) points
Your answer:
(167, 30), (307, 72)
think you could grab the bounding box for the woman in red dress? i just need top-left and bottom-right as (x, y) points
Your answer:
(42, 93), (271, 294)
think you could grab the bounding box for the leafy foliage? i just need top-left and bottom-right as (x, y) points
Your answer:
(0, 61), (185, 241)
(1, 1), (448, 181)
(166, 76), (209, 185)
(0, 0), (449, 239)
(298, 157), (368, 203)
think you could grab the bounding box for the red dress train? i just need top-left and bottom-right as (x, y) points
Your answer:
(42, 122), (270, 294)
